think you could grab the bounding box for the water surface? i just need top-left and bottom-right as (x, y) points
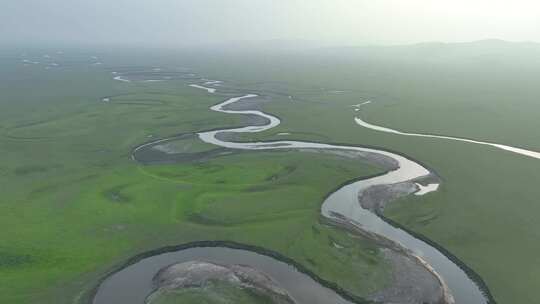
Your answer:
(92, 247), (354, 304)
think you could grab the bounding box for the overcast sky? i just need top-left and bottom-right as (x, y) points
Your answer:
(2, 0), (540, 47)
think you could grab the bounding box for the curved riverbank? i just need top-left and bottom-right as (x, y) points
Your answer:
(87, 241), (370, 304)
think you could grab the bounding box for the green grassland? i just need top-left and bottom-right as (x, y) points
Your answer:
(0, 55), (390, 304)
(182, 43), (540, 304)
(3, 43), (540, 304)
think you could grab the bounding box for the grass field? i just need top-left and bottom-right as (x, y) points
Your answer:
(183, 43), (540, 304)
(2, 42), (540, 304)
(0, 52), (390, 304)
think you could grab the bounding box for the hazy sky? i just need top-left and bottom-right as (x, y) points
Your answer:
(2, 0), (540, 47)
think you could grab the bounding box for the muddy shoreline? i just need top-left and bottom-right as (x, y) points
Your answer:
(319, 170), (494, 304)
(149, 260), (296, 304)
(321, 215), (451, 303)
(377, 213), (496, 304)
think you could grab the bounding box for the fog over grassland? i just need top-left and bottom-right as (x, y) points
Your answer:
(2, 0), (540, 48)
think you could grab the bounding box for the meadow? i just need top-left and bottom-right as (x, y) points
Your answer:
(0, 53), (389, 304)
(184, 42), (540, 304)
(2, 42), (540, 304)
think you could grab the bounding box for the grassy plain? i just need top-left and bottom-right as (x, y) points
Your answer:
(3, 42), (540, 304)
(0, 52), (389, 304)
(184, 42), (540, 304)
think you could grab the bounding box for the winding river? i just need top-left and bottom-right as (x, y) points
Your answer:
(196, 92), (487, 304)
(92, 246), (355, 304)
(97, 78), (496, 304)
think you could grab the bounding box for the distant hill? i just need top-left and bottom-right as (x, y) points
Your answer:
(310, 40), (540, 65)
